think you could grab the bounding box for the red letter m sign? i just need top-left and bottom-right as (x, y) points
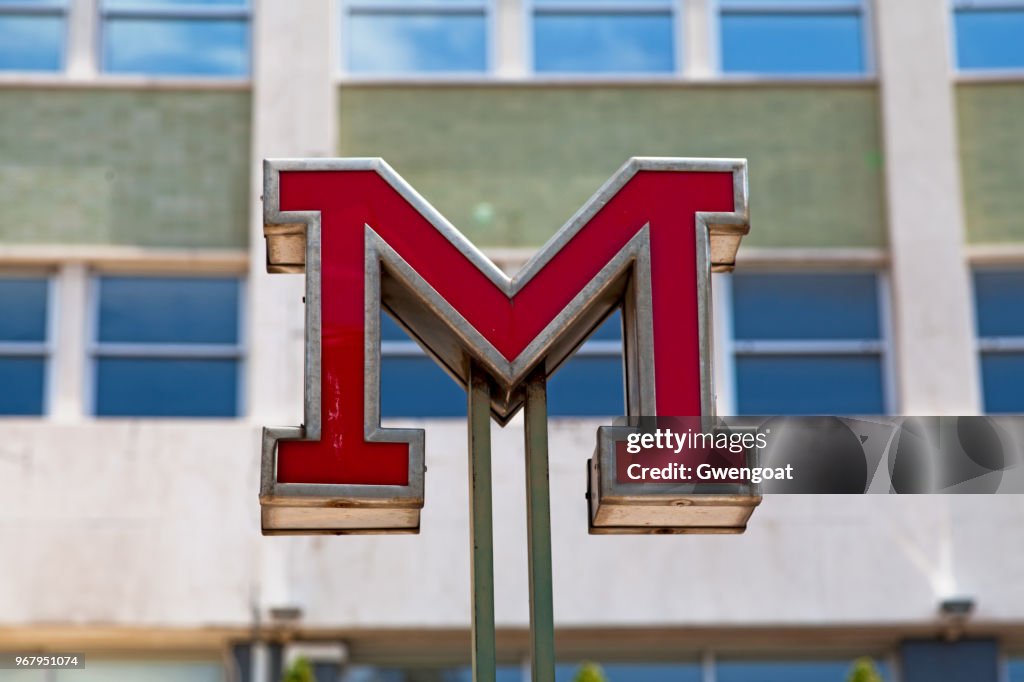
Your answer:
(259, 158), (749, 534)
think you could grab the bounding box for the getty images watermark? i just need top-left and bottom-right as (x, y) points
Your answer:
(623, 425), (791, 484)
(611, 416), (1024, 493)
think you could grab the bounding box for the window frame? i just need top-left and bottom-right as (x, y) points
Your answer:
(951, 0), (1024, 76)
(0, 0), (68, 73)
(972, 265), (1024, 414)
(713, 0), (875, 79)
(379, 309), (624, 418)
(0, 270), (55, 417)
(721, 268), (895, 416)
(86, 272), (247, 418)
(97, 0), (252, 78)
(525, 0), (682, 78)
(339, 0), (496, 79)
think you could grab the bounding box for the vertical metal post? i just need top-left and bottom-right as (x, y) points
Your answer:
(524, 371), (556, 682)
(468, 364), (497, 682)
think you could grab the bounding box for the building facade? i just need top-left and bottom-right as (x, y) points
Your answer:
(1, 0), (1023, 680)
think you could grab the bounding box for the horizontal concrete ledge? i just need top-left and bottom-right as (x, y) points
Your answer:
(335, 77), (880, 90)
(0, 74), (251, 92)
(967, 243), (1024, 265)
(0, 245), (248, 273)
(737, 247), (889, 268)
(5, 623), (1023, 662)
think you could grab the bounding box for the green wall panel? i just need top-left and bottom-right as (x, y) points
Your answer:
(958, 83), (1024, 244)
(0, 88), (250, 248)
(338, 84), (886, 249)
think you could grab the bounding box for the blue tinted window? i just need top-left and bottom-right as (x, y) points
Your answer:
(380, 311), (622, 417)
(721, 11), (864, 75)
(0, 358), (46, 415)
(556, 662), (701, 682)
(974, 270), (1024, 414)
(589, 310), (622, 341)
(381, 356), (466, 418)
(94, 276), (241, 418)
(719, 659), (888, 682)
(0, 277), (48, 342)
(974, 270), (1024, 337)
(347, 11), (487, 74)
(103, 17), (249, 75)
(98, 277), (240, 344)
(980, 354), (1024, 414)
(736, 355), (884, 415)
(105, 0), (245, 6)
(733, 273), (880, 340)
(1009, 658), (1024, 682)
(339, 665), (522, 681)
(548, 355), (623, 416)
(533, 13), (674, 74)
(955, 9), (1024, 70)
(0, 14), (63, 71)
(381, 311), (414, 342)
(95, 358), (238, 417)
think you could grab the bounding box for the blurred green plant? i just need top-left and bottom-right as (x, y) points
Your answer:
(282, 657), (317, 682)
(847, 657), (884, 682)
(573, 661), (608, 682)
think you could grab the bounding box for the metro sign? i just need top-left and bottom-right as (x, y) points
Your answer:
(259, 157), (751, 535)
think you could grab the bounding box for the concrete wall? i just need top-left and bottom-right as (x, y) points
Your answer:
(2, 419), (1022, 631)
(338, 85), (887, 249)
(958, 82), (1024, 245)
(0, 88), (251, 248)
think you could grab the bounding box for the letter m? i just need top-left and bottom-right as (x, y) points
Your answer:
(259, 157), (749, 534)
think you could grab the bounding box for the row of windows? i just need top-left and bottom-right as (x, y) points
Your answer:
(2, 0), (1023, 77)
(1, 269), (1021, 418)
(0, 0), (250, 76)
(7, 653), (1024, 682)
(341, 658), (892, 681)
(0, 274), (243, 417)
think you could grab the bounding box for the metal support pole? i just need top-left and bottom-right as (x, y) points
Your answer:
(468, 364), (497, 682)
(524, 371), (556, 682)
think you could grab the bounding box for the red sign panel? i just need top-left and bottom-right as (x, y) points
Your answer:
(259, 158), (749, 533)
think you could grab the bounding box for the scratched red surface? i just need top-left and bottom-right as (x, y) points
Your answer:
(275, 169), (735, 485)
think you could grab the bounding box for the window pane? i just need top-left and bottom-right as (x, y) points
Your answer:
(589, 309), (622, 341)
(721, 12), (864, 74)
(347, 12), (487, 74)
(98, 277), (239, 345)
(955, 9), (1024, 70)
(732, 273), (879, 340)
(381, 356), (466, 418)
(0, 357), (45, 415)
(534, 13), (674, 73)
(736, 354), (884, 415)
(718, 659), (887, 682)
(0, 277), (48, 342)
(974, 270), (1024, 338)
(981, 353), (1024, 414)
(548, 355), (623, 416)
(95, 357), (238, 417)
(380, 310), (623, 418)
(381, 310), (414, 342)
(1009, 658), (1024, 682)
(103, 17), (249, 75)
(339, 665), (522, 681)
(556, 663), (701, 682)
(0, 15), (63, 71)
(105, 0), (246, 6)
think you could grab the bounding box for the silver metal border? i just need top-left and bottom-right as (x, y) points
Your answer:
(260, 157), (749, 517)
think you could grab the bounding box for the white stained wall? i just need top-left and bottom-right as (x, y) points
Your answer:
(1, 419), (1023, 630)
